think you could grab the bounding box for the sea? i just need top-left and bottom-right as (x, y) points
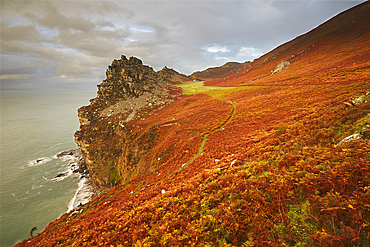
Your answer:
(0, 90), (97, 247)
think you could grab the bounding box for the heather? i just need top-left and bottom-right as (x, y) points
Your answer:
(15, 2), (370, 246)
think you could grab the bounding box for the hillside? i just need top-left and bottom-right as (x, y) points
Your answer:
(158, 66), (192, 85)
(15, 2), (370, 246)
(204, 2), (370, 87)
(190, 62), (249, 81)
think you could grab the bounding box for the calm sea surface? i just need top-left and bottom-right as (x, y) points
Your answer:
(0, 90), (96, 247)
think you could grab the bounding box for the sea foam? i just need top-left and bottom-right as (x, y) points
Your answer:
(24, 157), (52, 168)
(23, 149), (95, 213)
(67, 177), (94, 212)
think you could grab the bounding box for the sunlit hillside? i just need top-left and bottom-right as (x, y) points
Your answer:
(204, 1), (370, 88)
(190, 62), (249, 81)
(16, 2), (370, 246)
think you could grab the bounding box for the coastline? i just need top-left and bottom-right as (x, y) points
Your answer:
(55, 149), (108, 212)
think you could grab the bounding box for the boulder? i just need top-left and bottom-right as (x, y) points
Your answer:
(352, 93), (368, 105)
(337, 133), (361, 145)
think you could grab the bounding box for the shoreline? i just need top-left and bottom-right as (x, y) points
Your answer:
(55, 149), (108, 212)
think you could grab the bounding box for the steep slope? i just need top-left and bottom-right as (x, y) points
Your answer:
(74, 55), (190, 187)
(190, 61), (249, 81)
(16, 2), (370, 246)
(205, 2), (370, 87)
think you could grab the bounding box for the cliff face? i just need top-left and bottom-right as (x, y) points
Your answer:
(75, 55), (188, 187)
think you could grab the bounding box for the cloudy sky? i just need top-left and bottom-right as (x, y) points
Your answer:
(1, 0), (365, 91)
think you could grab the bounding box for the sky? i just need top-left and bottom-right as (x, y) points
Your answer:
(0, 0), (365, 91)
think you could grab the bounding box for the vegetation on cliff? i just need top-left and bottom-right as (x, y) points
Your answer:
(74, 55), (190, 188)
(16, 2), (370, 246)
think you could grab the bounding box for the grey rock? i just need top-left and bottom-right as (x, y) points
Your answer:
(271, 60), (290, 74)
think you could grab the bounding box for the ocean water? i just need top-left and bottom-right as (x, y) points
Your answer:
(0, 90), (96, 247)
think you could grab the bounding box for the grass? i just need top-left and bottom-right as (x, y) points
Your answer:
(176, 81), (247, 97)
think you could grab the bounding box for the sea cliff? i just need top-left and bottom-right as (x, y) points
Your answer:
(74, 55), (189, 188)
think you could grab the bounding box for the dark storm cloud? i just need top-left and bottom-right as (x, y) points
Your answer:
(0, 0), (365, 90)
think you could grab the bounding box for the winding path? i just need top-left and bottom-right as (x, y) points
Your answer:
(178, 96), (236, 170)
(158, 83), (238, 181)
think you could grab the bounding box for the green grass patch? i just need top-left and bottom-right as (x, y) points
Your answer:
(176, 81), (247, 98)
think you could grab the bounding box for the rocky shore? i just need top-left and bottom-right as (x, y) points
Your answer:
(54, 149), (110, 212)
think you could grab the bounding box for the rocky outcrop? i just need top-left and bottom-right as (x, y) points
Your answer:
(337, 133), (362, 145)
(338, 92), (369, 145)
(157, 66), (191, 84)
(337, 129), (370, 146)
(74, 55), (182, 188)
(344, 92), (369, 107)
(271, 60), (290, 74)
